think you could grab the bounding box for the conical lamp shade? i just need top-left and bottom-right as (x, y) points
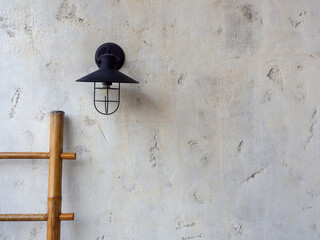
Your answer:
(76, 54), (138, 84)
(76, 68), (138, 84)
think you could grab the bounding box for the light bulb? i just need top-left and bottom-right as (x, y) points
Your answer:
(101, 82), (109, 97)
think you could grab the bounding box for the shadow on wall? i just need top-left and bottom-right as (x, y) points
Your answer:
(64, 115), (74, 150)
(121, 86), (163, 120)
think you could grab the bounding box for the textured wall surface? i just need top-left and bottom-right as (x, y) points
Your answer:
(0, 0), (320, 239)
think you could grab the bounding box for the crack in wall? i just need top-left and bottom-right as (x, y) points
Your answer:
(304, 109), (317, 150)
(243, 166), (268, 183)
(149, 132), (159, 167)
(289, 11), (306, 28)
(176, 221), (195, 230)
(181, 233), (204, 240)
(193, 192), (204, 204)
(9, 88), (21, 119)
(188, 140), (197, 147)
(232, 223), (244, 236)
(266, 66), (284, 90)
(237, 140), (243, 153)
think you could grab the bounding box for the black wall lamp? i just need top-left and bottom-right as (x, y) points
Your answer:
(76, 43), (139, 115)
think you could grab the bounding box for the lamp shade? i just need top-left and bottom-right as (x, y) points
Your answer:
(76, 54), (138, 84)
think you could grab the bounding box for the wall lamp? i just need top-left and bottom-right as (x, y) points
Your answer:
(76, 43), (139, 115)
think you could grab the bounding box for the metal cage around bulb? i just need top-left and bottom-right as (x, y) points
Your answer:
(93, 82), (120, 115)
(76, 43), (139, 115)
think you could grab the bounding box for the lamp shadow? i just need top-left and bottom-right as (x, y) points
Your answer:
(64, 115), (73, 151)
(120, 86), (163, 120)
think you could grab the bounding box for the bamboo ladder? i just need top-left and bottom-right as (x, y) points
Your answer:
(0, 111), (76, 240)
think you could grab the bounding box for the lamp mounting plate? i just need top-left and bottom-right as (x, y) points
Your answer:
(95, 42), (125, 70)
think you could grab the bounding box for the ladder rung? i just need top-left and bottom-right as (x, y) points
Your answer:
(0, 152), (76, 160)
(0, 213), (74, 221)
(0, 214), (47, 221)
(59, 213), (74, 221)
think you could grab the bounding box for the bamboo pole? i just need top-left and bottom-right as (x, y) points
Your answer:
(0, 152), (76, 160)
(47, 111), (64, 240)
(0, 213), (74, 221)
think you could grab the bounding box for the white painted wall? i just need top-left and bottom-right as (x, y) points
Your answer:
(0, 0), (320, 239)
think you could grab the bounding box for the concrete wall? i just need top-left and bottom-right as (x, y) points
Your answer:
(0, 0), (320, 239)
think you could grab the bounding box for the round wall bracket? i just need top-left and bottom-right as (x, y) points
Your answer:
(95, 42), (125, 70)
